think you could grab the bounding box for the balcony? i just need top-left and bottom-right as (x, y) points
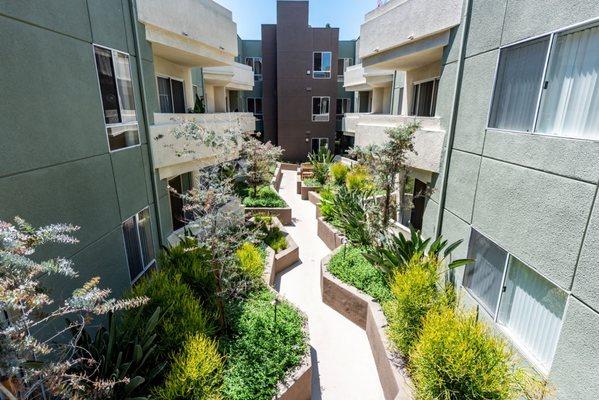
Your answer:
(149, 112), (256, 179)
(342, 114), (445, 173)
(203, 62), (255, 91)
(359, 0), (462, 69)
(343, 63), (394, 91)
(136, 0), (238, 67)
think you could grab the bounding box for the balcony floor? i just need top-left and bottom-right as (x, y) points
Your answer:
(275, 170), (385, 399)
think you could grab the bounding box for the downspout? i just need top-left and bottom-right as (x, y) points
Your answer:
(128, 0), (164, 243)
(435, 0), (472, 238)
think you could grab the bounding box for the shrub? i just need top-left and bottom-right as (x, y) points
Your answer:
(327, 246), (391, 303)
(318, 188), (336, 223)
(383, 257), (453, 356)
(264, 227), (288, 253)
(243, 186), (286, 208)
(128, 269), (214, 355)
(222, 289), (307, 400)
(328, 186), (380, 247)
(236, 242), (265, 281)
(345, 164), (374, 192)
(302, 177), (322, 187)
(308, 148), (334, 185)
(330, 162), (349, 186)
(410, 307), (545, 400)
(154, 333), (223, 400)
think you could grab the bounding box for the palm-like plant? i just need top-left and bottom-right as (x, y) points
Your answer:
(364, 225), (473, 275)
(328, 186), (381, 247)
(308, 148), (334, 185)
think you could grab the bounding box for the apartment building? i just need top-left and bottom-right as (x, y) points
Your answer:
(0, 0), (254, 298)
(347, 0), (599, 398)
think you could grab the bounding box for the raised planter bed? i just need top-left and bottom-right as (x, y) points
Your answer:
(280, 162), (298, 171)
(272, 163), (283, 191)
(300, 182), (320, 200)
(244, 182), (293, 225)
(317, 217), (345, 250)
(321, 248), (414, 400)
(265, 217), (300, 286)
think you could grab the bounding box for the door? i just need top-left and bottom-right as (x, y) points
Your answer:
(410, 179), (427, 231)
(171, 79), (186, 113)
(168, 176), (185, 231)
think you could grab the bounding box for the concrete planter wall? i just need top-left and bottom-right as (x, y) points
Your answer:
(266, 217), (300, 286)
(246, 206), (292, 225)
(300, 182), (320, 200)
(272, 164), (283, 191)
(309, 191), (322, 218)
(280, 162), (298, 171)
(317, 217), (345, 250)
(320, 249), (414, 400)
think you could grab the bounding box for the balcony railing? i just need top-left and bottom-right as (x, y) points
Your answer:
(203, 62), (255, 91)
(344, 63), (394, 91)
(149, 112), (256, 179)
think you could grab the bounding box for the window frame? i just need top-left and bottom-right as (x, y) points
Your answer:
(92, 43), (141, 153)
(311, 137), (329, 152)
(312, 96), (331, 122)
(463, 228), (569, 374)
(337, 57), (353, 80)
(336, 98), (352, 115)
(313, 51), (332, 79)
(246, 97), (263, 115)
(486, 17), (599, 140)
(156, 74), (186, 114)
(121, 206), (156, 284)
(411, 77), (440, 117)
(245, 57), (263, 81)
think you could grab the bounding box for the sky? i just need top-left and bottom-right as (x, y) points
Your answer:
(214, 0), (379, 40)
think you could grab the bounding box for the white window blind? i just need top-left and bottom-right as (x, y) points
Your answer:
(498, 257), (567, 372)
(536, 24), (599, 140)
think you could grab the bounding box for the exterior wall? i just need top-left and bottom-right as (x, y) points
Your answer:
(240, 39), (264, 133)
(422, 1), (599, 398)
(0, 0), (161, 298)
(262, 24), (278, 144)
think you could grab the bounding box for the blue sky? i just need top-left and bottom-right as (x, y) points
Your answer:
(214, 0), (379, 40)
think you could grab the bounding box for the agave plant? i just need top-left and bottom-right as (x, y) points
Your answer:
(308, 148), (334, 185)
(364, 225), (473, 275)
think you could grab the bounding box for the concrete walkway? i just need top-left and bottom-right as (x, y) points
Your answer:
(275, 170), (385, 400)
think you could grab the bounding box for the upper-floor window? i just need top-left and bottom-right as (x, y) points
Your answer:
(337, 58), (353, 80)
(122, 208), (156, 283)
(94, 45), (140, 151)
(336, 98), (352, 115)
(463, 229), (567, 374)
(313, 51), (332, 79)
(312, 96), (330, 122)
(489, 22), (599, 140)
(411, 77), (439, 117)
(157, 76), (186, 113)
(245, 57), (262, 81)
(247, 97), (263, 115)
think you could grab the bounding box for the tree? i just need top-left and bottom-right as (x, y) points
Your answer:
(349, 123), (417, 228)
(0, 218), (146, 399)
(239, 135), (283, 196)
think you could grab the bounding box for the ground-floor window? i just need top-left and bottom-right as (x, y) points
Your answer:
(463, 229), (567, 373)
(168, 173), (193, 231)
(399, 177), (427, 231)
(122, 207), (156, 283)
(311, 137), (329, 153)
(157, 76), (186, 113)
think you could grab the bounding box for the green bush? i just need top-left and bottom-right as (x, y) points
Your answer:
(264, 227), (288, 253)
(410, 307), (539, 400)
(154, 333), (223, 400)
(243, 186), (286, 208)
(327, 246), (391, 303)
(383, 257), (453, 356)
(345, 164), (374, 193)
(222, 289), (307, 400)
(319, 188), (336, 223)
(302, 177), (322, 188)
(128, 269), (214, 355)
(236, 242), (265, 281)
(330, 162), (349, 186)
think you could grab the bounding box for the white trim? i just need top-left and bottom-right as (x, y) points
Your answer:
(156, 74), (186, 114)
(313, 51), (332, 79)
(531, 33), (555, 132)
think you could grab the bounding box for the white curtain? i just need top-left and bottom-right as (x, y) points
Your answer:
(498, 257), (567, 372)
(536, 25), (599, 140)
(490, 38), (549, 132)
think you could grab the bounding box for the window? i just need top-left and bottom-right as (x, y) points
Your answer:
(246, 97), (263, 115)
(463, 229), (567, 373)
(245, 57), (262, 81)
(94, 45), (140, 151)
(122, 208), (155, 282)
(313, 51), (332, 79)
(312, 97), (330, 122)
(411, 78), (439, 117)
(157, 76), (186, 114)
(337, 57), (353, 79)
(398, 178), (427, 231)
(489, 22), (599, 140)
(336, 98), (352, 115)
(311, 138), (329, 152)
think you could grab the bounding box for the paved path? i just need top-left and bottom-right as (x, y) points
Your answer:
(275, 170), (385, 400)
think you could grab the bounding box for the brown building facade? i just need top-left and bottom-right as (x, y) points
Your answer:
(262, 0), (340, 162)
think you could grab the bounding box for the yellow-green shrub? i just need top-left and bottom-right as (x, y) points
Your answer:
(236, 242), (264, 280)
(330, 162), (349, 186)
(346, 164), (374, 192)
(154, 333), (223, 400)
(410, 307), (543, 400)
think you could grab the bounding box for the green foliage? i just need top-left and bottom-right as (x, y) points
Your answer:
(302, 177), (323, 187)
(222, 289), (307, 400)
(364, 225), (473, 276)
(329, 162), (349, 186)
(318, 188), (336, 223)
(242, 186), (286, 208)
(383, 257), (454, 356)
(236, 242), (265, 281)
(410, 307), (547, 400)
(308, 148), (334, 185)
(345, 164), (375, 193)
(264, 227), (288, 253)
(327, 246), (391, 302)
(192, 94), (205, 114)
(128, 269), (214, 356)
(327, 186), (379, 247)
(154, 333), (223, 400)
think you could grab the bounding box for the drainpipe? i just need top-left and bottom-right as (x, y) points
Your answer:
(128, 0), (164, 244)
(435, 0), (472, 238)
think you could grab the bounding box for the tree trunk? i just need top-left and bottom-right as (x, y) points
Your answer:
(382, 184), (392, 229)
